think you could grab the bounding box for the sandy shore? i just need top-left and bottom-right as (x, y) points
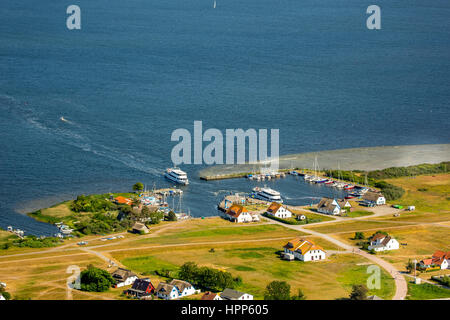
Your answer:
(199, 144), (450, 176)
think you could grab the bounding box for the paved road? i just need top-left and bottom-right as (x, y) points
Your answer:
(261, 216), (408, 300)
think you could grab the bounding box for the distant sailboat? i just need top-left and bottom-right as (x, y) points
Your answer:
(213, 0), (216, 8)
(60, 116), (68, 122)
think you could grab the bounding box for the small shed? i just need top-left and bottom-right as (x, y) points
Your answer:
(132, 222), (149, 234)
(408, 206), (415, 211)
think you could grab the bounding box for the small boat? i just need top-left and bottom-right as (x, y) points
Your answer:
(324, 179), (334, 185)
(344, 185), (355, 190)
(315, 178), (327, 184)
(345, 195), (356, 199)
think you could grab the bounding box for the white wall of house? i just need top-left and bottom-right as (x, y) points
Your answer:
(317, 205), (341, 215)
(237, 293), (253, 300)
(116, 276), (138, 288)
(284, 248), (326, 262)
(157, 288), (179, 300)
(441, 260), (449, 270)
(270, 207), (292, 218)
(376, 197), (386, 205)
(179, 286), (196, 297)
(368, 238), (399, 252)
(236, 212), (253, 223)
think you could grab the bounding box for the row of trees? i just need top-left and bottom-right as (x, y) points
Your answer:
(178, 262), (241, 291)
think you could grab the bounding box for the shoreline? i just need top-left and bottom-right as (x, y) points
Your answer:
(198, 144), (450, 180)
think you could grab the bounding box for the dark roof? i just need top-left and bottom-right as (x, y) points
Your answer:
(221, 288), (246, 300)
(131, 278), (153, 291)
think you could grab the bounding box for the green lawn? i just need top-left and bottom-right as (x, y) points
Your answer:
(344, 211), (374, 218)
(406, 282), (450, 300)
(337, 265), (395, 300)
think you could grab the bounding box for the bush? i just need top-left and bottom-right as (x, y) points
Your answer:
(178, 262), (239, 291)
(12, 236), (61, 249)
(71, 195), (117, 213)
(349, 284), (368, 300)
(264, 281), (291, 300)
(354, 232), (365, 240)
(80, 265), (115, 292)
(166, 211), (177, 221)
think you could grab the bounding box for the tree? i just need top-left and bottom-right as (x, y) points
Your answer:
(141, 206), (151, 220)
(166, 211), (177, 221)
(133, 182), (144, 192)
(148, 211), (164, 224)
(291, 288), (306, 300)
(406, 259), (416, 274)
(179, 262), (198, 284)
(354, 232), (365, 240)
(264, 281), (291, 300)
(80, 265), (115, 292)
(349, 284), (368, 300)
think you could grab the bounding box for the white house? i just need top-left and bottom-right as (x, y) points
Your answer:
(0, 294), (5, 301)
(156, 282), (180, 300)
(368, 233), (399, 252)
(363, 192), (386, 206)
(317, 198), (341, 215)
(223, 204), (253, 223)
(266, 202), (292, 219)
(170, 279), (197, 298)
(220, 288), (253, 300)
(111, 268), (139, 288)
(283, 238), (326, 262)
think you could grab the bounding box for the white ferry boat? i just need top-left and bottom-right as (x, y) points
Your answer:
(252, 187), (283, 203)
(164, 167), (189, 185)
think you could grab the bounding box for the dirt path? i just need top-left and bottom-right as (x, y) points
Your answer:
(261, 216), (408, 300)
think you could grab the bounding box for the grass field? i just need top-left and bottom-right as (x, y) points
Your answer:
(384, 174), (450, 216)
(406, 282), (450, 300)
(116, 245), (395, 300)
(303, 220), (409, 234)
(344, 210), (374, 218)
(332, 225), (450, 276)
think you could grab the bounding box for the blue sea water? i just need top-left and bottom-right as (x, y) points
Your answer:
(0, 0), (449, 235)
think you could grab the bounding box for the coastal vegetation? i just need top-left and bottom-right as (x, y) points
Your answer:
(368, 162), (449, 180)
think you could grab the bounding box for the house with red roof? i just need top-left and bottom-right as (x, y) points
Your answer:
(266, 202), (292, 219)
(419, 250), (450, 270)
(223, 204), (257, 223)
